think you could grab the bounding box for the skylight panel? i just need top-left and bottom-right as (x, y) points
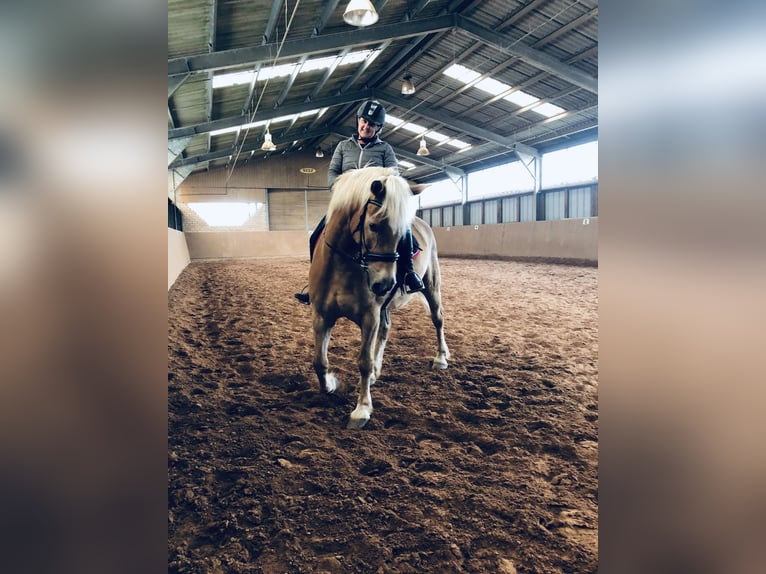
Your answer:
(398, 160), (416, 169)
(506, 91), (540, 107)
(426, 131), (449, 143)
(386, 115), (404, 127)
(260, 63), (296, 81)
(401, 122), (427, 135)
(531, 102), (566, 117)
(209, 109), (320, 137)
(444, 63), (480, 83)
(474, 77), (507, 96)
(444, 138), (471, 150)
(212, 50), (377, 89)
(339, 49), (378, 66)
(212, 71), (253, 89)
(301, 55), (339, 73)
(210, 121), (267, 137)
(442, 63), (569, 119)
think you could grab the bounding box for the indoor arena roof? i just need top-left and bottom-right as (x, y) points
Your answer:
(168, 0), (598, 185)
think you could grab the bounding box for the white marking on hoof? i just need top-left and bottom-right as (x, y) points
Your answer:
(431, 356), (449, 370)
(347, 407), (371, 429)
(324, 373), (339, 394)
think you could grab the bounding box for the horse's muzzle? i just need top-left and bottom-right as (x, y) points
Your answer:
(371, 277), (395, 297)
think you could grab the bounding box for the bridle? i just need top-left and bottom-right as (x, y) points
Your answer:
(324, 198), (399, 271)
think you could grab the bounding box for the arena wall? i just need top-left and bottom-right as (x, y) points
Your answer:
(179, 218), (597, 265)
(168, 228), (191, 289)
(432, 217), (597, 265)
(168, 157), (597, 289)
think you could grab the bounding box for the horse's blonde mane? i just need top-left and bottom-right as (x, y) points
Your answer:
(327, 167), (415, 236)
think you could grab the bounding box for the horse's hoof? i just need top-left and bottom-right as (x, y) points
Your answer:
(431, 359), (448, 370)
(347, 407), (371, 429)
(347, 416), (369, 430)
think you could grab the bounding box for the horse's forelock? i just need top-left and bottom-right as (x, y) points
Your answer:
(328, 167), (414, 235)
(379, 173), (415, 236)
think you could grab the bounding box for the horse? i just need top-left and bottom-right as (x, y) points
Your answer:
(308, 166), (450, 429)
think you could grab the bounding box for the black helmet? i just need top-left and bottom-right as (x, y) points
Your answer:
(356, 100), (386, 126)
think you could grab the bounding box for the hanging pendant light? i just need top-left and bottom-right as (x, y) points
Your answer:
(401, 74), (416, 95)
(416, 137), (430, 156)
(343, 0), (379, 27)
(315, 148), (324, 158)
(261, 130), (276, 151)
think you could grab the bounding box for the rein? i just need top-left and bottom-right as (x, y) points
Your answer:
(324, 198), (399, 270)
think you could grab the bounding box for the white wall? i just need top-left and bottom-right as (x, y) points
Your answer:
(168, 228), (190, 289)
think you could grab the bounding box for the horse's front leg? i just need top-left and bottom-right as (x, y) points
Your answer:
(347, 312), (380, 429)
(373, 305), (392, 380)
(312, 312), (339, 394)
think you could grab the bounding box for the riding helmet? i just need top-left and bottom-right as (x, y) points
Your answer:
(356, 100), (386, 126)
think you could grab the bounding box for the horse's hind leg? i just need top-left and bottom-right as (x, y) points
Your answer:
(422, 277), (450, 370)
(312, 313), (339, 393)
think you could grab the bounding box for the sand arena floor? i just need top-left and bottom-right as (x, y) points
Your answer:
(168, 257), (598, 573)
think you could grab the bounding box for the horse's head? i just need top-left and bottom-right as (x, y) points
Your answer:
(326, 167), (426, 298)
(358, 174), (425, 297)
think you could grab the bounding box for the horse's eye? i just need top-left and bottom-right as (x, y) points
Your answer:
(369, 223), (380, 233)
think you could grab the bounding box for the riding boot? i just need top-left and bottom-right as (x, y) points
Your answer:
(398, 227), (425, 294)
(294, 216), (327, 305)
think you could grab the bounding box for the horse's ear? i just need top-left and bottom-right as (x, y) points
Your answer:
(408, 182), (429, 196)
(371, 180), (384, 198)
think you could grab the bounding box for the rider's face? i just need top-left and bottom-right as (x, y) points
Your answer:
(357, 116), (380, 138)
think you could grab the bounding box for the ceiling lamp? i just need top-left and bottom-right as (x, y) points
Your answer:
(416, 137), (430, 156)
(315, 148), (324, 158)
(343, 0), (379, 27)
(401, 74), (416, 95)
(261, 131), (276, 151)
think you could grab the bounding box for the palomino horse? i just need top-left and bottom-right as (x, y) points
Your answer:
(308, 166), (450, 429)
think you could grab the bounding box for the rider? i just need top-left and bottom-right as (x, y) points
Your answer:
(294, 100), (424, 305)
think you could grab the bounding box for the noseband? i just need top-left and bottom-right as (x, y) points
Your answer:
(324, 198), (399, 270)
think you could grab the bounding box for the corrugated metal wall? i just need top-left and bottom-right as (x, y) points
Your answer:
(469, 202), (483, 224)
(269, 190), (331, 231)
(568, 187), (591, 218)
(545, 190), (566, 220)
(502, 197), (518, 222)
(420, 184), (598, 227)
(484, 200), (499, 224)
(442, 205), (454, 227)
(520, 194), (536, 222)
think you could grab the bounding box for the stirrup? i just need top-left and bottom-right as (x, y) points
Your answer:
(403, 271), (424, 294)
(294, 288), (310, 305)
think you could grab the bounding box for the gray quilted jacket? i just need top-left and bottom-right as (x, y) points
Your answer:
(327, 134), (398, 188)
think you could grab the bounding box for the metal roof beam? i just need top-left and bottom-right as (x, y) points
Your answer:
(395, 149), (466, 177)
(532, 8), (598, 49)
(168, 14), (455, 75)
(454, 14), (597, 94)
(168, 136), (193, 166)
(312, 0), (341, 36)
(169, 89), (372, 139)
(168, 165), (195, 197)
(381, 91), (539, 156)
(168, 73), (189, 98)
(262, 0), (285, 45)
(170, 125), (345, 169)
